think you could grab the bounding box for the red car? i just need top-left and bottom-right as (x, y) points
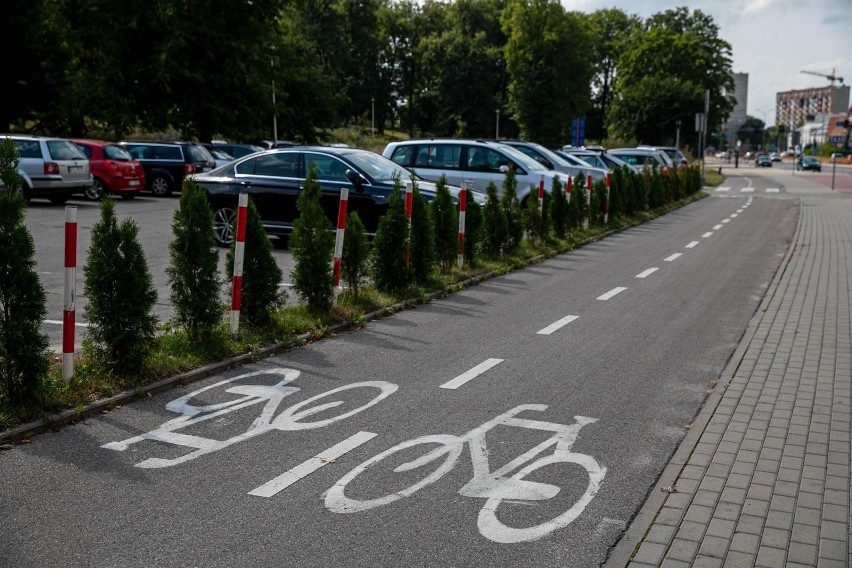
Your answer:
(71, 139), (146, 200)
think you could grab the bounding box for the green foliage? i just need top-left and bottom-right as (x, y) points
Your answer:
(501, 165), (523, 250)
(0, 139), (22, 195)
(549, 175), (568, 238)
(372, 176), (413, 294)
(501, 0), (594, 147)
(341, 211), (370, 296)
(288, 164), (332, 314)
(0, 185), (49, 405)
(84, 197), (158, 373)
(410, 183), (436, 284)
(524, 191), (543, 245)
(482, 181), (508, 257)
(430, 175), (458, 273)
(228, 198), (286, 324)
(166, 179), (222, 340)
(463, 193), (483, 267)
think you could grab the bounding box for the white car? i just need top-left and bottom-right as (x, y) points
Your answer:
(383, 139), (574, 203)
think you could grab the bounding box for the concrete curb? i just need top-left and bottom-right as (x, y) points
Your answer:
(602, 195), (804, 567)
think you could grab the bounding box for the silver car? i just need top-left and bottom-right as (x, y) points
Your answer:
(383, 139), (572, 203)
(2, 134), (93, 203)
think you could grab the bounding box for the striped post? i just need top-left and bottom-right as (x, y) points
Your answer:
(604, 172), (612, 224)
(62, 206), (77, 382)
(566, 175), (572, 204)
(538, 174), (545, 201)
(332, 188), (349, 287)
(537, 174), (545, 234)
(404, 181), (413, 266)
(457, 185), (467, 270)
(229, 193), (248, 335)
(583, 174), (592, 230)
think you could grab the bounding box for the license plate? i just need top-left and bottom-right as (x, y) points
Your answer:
(69, 166), (82, 173)
(129, 180), (140, 186)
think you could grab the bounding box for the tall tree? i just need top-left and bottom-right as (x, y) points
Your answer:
(501, 0), (594, 147)
(609, 7), (734, 145)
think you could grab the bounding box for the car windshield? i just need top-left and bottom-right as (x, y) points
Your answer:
(104, 144), (133, 161)
(343, 149), (419, 183)
(492, 144), (549, 171)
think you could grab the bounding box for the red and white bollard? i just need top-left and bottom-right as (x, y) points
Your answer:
(229, 193), (248, 335)
(538, 174), (545, 201)
(405, 181), (413, 267)
(604, 172), (612, 224)
(566, 175), (572, 204)
(332, 188), (349, 287)
(457, 184), (467, 270)
(583, 174), (592, 230)
(62, 206), (77, 382)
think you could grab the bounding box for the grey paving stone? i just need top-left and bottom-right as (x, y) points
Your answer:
(692, 554), (724, 568)
(655, 505), (687, 527)
(794, 506), (821, 527)
(728, 532), (760, 555)
(746, 483), (772, 501)
(822, 503), (849, 523)
(735, 514), (765, 535)
(818, 537), (849, 560)
(660, 559), (691, 568)
(816, 558), (848, 568)
(677, 520), (709, 543)
(665, 538), (699, 563)
(725, 473), (751, 490)
(722, 550), (755, 568)
(741, 497), (769, 517)
(787, 542), (818, 565)
(790, 522), (820, 546)
(719, 487), (746, 505)
(684, 504), (714, 525)
(760, 527), (790, 549)
(632, 541), (667, 565)
(644, 523), (677, 545)
(714, 501), (742, 522)
(769, 494), (796, 514)
(818, 520), (847, 542)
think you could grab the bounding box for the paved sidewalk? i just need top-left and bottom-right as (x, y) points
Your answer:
(607, 196), (852, 567)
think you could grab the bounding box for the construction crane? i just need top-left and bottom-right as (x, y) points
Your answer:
(800, 68), (844, 86)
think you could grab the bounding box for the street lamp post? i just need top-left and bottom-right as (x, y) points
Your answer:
(755, 108), (769, 152)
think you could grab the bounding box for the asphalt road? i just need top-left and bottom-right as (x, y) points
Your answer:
(3, 176), (799, 567)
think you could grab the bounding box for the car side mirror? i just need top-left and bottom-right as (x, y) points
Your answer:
(499, 164), (509, 173)
(345, 168), (367, 192)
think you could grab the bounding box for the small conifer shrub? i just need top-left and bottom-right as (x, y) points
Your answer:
(84, 197), (158, 372)
(341, 211), (370, 296)
(482, 181), (508, 257)
(501, 165), (523, 250)
(550, 175), (568, 238)
(463, 194), (483, 266)
(410, 183), (436, 284)
(430, 175), (458, 273)
(372, 175), (412, 294)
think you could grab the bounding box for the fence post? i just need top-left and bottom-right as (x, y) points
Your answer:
(229, 193), (248, 335)
(566, 175), (572, 204)
(332, 188), (349, 287)
(583, 174), (592, 230)
(457, 184), (467, 270)
(62, 206), (77, 382)
(405, 181), (413, 267)
(604, 172), (611, 224)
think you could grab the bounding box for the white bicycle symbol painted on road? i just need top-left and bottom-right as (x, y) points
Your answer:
(325, 404), (606, 544)
(101, 368), (397, 468)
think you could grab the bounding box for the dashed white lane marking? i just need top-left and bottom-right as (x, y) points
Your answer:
(722, 219), (730, 224)
(685, 241), (699, 249)
(597, 287), (627, 301)
(740, 188), (754, 193)
(664, 253), (682, 262)
(716, 187), (730, 192)
(248, 431), (377, 498)
(440, 358), (504, 390)
(767, 188), (780, 193)
(537, 315), (580, 335)
(702, 232), (713, 238)
(636, 268), (659, 279)
(44, 319), (90, 328)
(713, 224), (723, 230)
(731, 213), (739, 218)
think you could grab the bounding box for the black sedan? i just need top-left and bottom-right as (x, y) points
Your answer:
(191, 146), (480, 246)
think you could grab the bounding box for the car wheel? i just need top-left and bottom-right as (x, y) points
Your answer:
(150, 175), (172, 196)
(85, 178), (106, 201)
(49, 192), (71, 205)
(212, 203), (236, 246)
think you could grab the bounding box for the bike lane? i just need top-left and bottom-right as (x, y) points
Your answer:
(0, 193), (798, 568)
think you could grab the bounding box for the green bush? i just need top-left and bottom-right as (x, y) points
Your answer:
(430, 175), (457, 273)
(84, 197), (158, 372)
(228, 197), (286, 324)
(463, 194), (483, 267)
(288, 164), (333, 314)
(166, 179), (222, 340)
(410, 183), (436, 284)
(550, 175), (568, 238)
(501, 166), (523, 250)
(341, 211), (370, 296)
(372, 175), (412, 293)
(482, 181), (508, 257)
(0, 140), (49, 404)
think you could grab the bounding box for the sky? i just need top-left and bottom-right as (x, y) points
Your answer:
(561, 0), (852, 125)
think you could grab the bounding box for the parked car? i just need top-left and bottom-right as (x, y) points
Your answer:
(212, 142), (264, 159)
(796, 156), (822, 172)
(209, 147), (235, 168)
(191, 146), (484, 246)
(383, 139), (569, 203)
(118, 140), (216, 196)
(486, 140), (608, 183)
(71, 139), (146, 200)
(607, 148), (672, 171)
(1, 134), (93, 203)
(559, 148), (633, 172)
(756, 155), (772, 167)
(637, 146), (689, 166)
(769, 152), (782, 162)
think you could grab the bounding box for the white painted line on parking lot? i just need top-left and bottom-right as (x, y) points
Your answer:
(713, 224), (723, 230)
(44, 319), (90, 328)
(597, 287), (627, 301)
(685, 241), (699, 249)
(731, 213), (739, 218)
(722, 219), (730, 224)
(537, 315), (579, 335)
(664, 253), (682, 262)
(636, 268), (659, 279)
(740, 188), (754, 193)
(440, 358), (504, 390)
(702, 232), (713, 238)
(767, 188), (780, 193)
(716, 187), (730, 192)
(248, 431), (378, 498)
